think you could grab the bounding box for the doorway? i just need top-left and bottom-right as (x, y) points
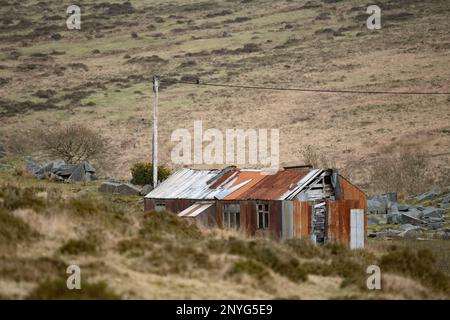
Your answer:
(350, 209), (364, 249)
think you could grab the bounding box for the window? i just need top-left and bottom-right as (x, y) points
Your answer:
(223, 204), (240, 229)
(155, 202), (166, 212)
(257, 204), (270, 229)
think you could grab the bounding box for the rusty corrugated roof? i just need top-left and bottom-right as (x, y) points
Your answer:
(233, 169), (309, 200)
(145, 166), (323, 201)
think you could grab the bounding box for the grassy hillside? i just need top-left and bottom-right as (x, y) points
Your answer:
(0, 163), (449, 299)
(0, 0), (449, 189)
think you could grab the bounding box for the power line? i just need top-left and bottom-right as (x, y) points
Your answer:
(161, 78), (450, 95)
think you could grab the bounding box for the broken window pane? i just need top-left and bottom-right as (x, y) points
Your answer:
(258, 212), (263, 228)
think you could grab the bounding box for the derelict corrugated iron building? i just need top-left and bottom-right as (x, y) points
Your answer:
(144, 166), (367, 248)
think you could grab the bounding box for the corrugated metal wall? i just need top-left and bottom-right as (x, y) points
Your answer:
(144, 174), (367, 245)
(144, 198), (196, 213)
(324, 176), (367, 247)
(293, 198), (312, 239)
(217, 200), (282, 238)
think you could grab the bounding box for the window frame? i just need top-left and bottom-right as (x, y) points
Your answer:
(155, 202), (166, 212)
(223, 204), (241, 229)
(256, 203), (270, 229)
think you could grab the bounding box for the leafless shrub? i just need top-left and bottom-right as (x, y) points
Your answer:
(368, 150), (432, 196)
(2, 129), (41, 156)
(40, 124), (107, 164)
(300, 145), (335, 168)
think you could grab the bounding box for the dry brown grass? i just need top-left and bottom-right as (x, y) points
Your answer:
(0, 0), (449, 299)
(0, 0), (448, 186)
(0, 174), (449, 299)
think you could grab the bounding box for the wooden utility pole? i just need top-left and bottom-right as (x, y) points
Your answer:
(152, 76), (159, 188)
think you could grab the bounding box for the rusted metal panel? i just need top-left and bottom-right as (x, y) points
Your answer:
(300, 201), (312, 239)
(326, 199), (362, 246)
(146, 167), (326, 202)
(218, 200), (282, 238)
(237, 169), (312, 201)
(293, 198), (301, 237)
(221, 171), (267, 200)
(144, 198), (153, 212)
(144, 198), (196, 213)
(293, 198), (311, 239)
(144, 166), (367, 245)
(337, 176), (367, 246)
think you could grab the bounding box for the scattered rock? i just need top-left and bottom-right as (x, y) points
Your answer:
(413, 189), (442, 202)
(26, 159), (96, 182)
(440, 194), (450, 209)
(397, 204), (412, 211)
(399, 224), (421, 232)
(68, 165), (86, 182)
(421, 207), (445, 218)
(98, 182), (142, 196)
(26, 160), (43, 176)
(99, 181), (121, 193)
(371, 189), (447, 232)
(399, 212), (425, 226)
(387, 212), (402, 224)
(368, 193), (397, 214)
(140, 184), (153, 196)
(83, 161), (96, 174)
(404, 208), (423, 219)
(399, 228), (420, 239)
(368, 198), (386, 214)
(367, 216), (380, 225)
(36, 159), (65, 175)
(116, 183), (141, 196)
(369, 229), (402, 239)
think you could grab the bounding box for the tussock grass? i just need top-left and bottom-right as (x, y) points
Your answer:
(228, 259), (271, 280)
(380, 245), (450, 293)
(139, 210), (203, 240)
(0, 185), (46, 211)
(26, 279), (121, 300)
(145, 243), (212, 275)
(0, 208), (38, 243)
(59, 238), (98, 256)
(208, 238), (308, 282)
(0, 257), (66, 282)
(0, 178), (448, 299)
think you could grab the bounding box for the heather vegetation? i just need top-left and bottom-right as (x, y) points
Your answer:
(0, 165), (448, 299)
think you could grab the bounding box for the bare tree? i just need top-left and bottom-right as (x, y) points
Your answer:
(41, 124), (107, 164)
(300, 145), (335, 168)
(368, 150), (432, 196)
